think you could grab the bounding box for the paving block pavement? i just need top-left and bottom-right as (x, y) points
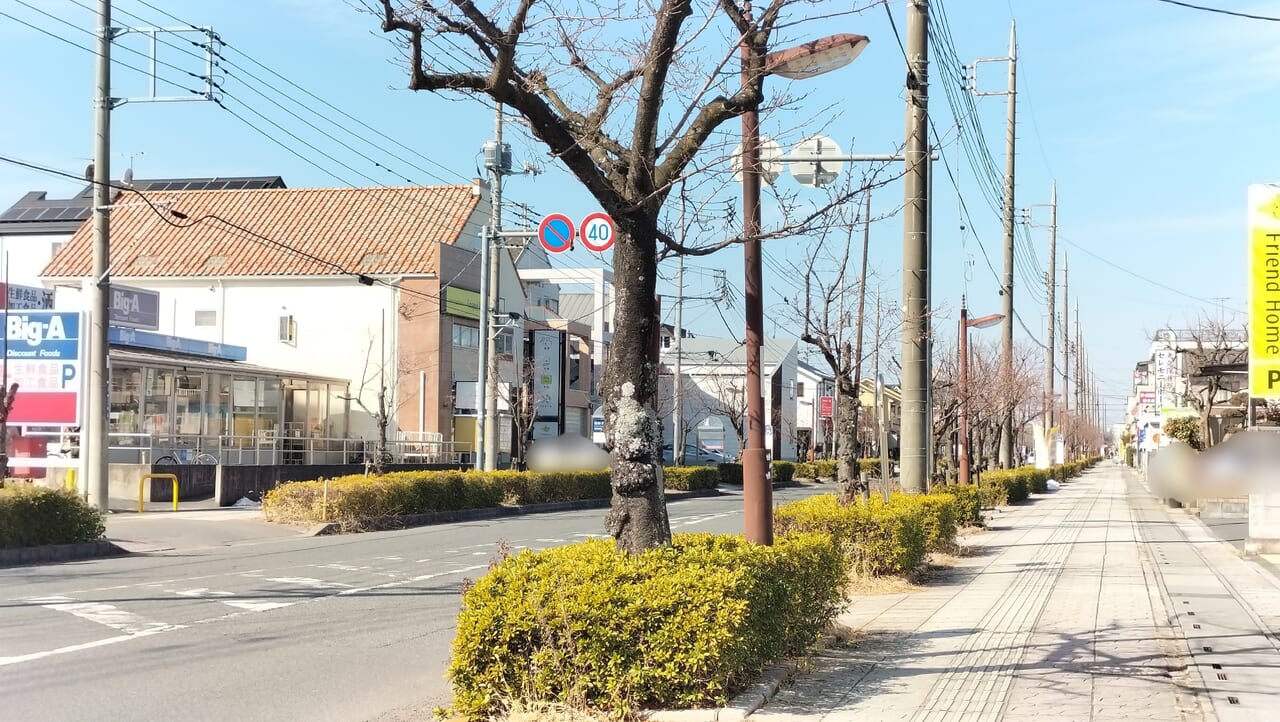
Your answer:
(752, 466), (1280, 721)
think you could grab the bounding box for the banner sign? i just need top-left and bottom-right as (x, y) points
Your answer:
(0, 283), (54, 310)
(2, 311), (83, 426)
(818, 395), (834, 418)
(1249, 184), (1280, 398)
(531, 330), (562, 419)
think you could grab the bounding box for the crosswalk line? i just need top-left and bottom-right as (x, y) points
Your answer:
(29, 596), (183, 636)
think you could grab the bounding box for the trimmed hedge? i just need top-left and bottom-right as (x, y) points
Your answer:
(931, 482), (983, 527)
(717, 462), (743, 485)
(774, 494), (926, 576)
(0, 485), (105, 549)
(794, 458), (881, 480)
(977, 457), (1104, 507)
(263, 470), (610, 526)
(772, 461), (795, 484)
(662, 466), (719, 491)
(888, 493), (958, 553)
(447, 532), (845, 717)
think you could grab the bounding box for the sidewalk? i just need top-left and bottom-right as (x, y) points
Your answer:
(104, 505), (306, 552)
(751, 465), (1280, 721)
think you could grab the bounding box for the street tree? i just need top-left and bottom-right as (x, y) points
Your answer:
(374, 0), (880, 551)
(704, 370), (749, 459)
(1174, 318), (1248, 446)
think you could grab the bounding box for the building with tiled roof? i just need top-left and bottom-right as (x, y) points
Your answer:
(37, 180), (587, 460)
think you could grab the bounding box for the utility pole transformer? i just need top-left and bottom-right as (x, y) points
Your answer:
(899, 0), (931, 494)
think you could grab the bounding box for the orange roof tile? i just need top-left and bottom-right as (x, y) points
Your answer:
(41, 184), (482, 279)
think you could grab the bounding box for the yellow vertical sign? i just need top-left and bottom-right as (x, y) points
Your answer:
(1249, 184), (1280, 398)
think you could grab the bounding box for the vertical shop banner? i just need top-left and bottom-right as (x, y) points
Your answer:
(1249, 184), (1280, 398)
(531, 330), (562, 419)
(2, 311), (83, 425)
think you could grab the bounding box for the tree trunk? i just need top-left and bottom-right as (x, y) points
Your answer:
(601, 226), (672, 553)
(835, 384), (860, 502)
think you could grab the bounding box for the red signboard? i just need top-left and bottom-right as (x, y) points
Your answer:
(819, 395), (834, 418)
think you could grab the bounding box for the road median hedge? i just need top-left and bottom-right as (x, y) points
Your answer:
(448, 532), (845, 718)
(774, 493), (928, 576)
(662, 466), (719, 491)
(794, 458), (881, 480)
(0, 484), (105, 549)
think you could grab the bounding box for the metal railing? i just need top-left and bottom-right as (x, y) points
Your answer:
(15, 430), (473, 467)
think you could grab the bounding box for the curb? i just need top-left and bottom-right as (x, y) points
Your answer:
(0, 539), (129, 568)
(304, 488), (724, 536)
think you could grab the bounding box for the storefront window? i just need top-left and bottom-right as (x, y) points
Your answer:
(232, 377), (258, 440)
(307, 382), (325, 437)
(144, 368), (174, 438)
(206, 373), (231, 439)
(174, 371), (205, 437)
(260, 379), (281, 438)
(326, 384), (347, 437)
(110, 366), (143, 437)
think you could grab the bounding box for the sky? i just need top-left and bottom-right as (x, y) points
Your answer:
(2, 0), (1277, 428)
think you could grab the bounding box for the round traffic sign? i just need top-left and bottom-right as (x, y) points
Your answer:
(578, 212), (616, 252)
(537, 213), (575, 254)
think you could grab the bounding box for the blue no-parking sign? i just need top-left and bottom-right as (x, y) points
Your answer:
(537, 213), (575, 254)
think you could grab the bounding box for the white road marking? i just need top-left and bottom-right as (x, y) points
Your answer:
(221, 600), (295, 612)
(174, 588), (234, 598)
(30, 596), (183, 636)
(0, 625), (176, 667)
(337, 564), (487, 596)
(317, 563), (370, 571)
(263, 577), (353, 590)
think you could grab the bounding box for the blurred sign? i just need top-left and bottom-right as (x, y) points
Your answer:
(819, 395), (834, 418)
(0, 283), (54, 310)
(1249, 183), (1280, 398)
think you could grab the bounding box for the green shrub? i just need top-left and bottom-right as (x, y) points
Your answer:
(794, 461), (817, 479)
(888, 493), (958, 553)
(793, 459), (875, 481)
(662, 466), (719, 491)
(774, 494), (926, 577)
(931, 483), (983, 527)
(717, 462), (743, 485)
(979, 470), (1029, 505)
(262, 470), (611, 526)
(858, 458), (881, 477)
(0, 485), (105, 549)
(447, 532), (844, 718)
(772, 461), (795, 483)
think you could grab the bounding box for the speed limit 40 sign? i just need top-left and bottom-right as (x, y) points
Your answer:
(578, 212), (616, 252)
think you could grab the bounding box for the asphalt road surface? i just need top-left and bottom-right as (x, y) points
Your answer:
(0, 485), (825, 722)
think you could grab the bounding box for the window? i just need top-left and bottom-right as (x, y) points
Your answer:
(496, 327), (514, 355)
(279, 315), (297, 345)
(796, 382), (806, 398)
(452, 323), (480, 349)
(194, 310), (217, 327)
(50, 241), (64, 258)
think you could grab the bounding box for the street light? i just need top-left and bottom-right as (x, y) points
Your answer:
(958, 296), (1003, 486)
(740, 11), (869, 545)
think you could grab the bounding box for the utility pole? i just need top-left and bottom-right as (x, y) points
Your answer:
(998, 22), (1018, 469)
(874, 289), (887, 481)
(482, 102), (507, 471)
(851, 190), (872, 460)
(1062, 253), (1070, 418)
(1044, 182), (1057, 463)
(899, 0), (930, 494)
(86, 0), (113, 511)
(474, 225), (491, 471)
(1075, 303), (1082, 454)
(672, 189), (686, 466)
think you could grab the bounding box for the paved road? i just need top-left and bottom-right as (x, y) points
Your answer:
(0, 486), (824, 722)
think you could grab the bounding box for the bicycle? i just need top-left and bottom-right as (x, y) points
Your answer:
(153, 448), (219, 465)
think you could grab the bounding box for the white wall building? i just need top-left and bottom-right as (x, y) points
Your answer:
(795, 361), (836, 459)
(659, 337), (800, 462)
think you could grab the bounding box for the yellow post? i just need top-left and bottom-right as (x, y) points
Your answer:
(65, 469), (77, 493)
(138, 473), (180, 513)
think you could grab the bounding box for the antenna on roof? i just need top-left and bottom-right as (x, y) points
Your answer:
(122, 168), (134, 188)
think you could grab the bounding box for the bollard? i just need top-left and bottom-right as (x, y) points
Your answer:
(322, 477), (329, 521)
(139, 474), (180, 512)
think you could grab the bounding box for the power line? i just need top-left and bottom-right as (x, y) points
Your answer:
(1152, 0), (1280, 22)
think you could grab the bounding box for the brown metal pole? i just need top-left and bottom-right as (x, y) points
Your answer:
(958, 300), (971, 485)
(741, 5), (771, 545)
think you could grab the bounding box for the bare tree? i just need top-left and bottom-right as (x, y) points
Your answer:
(1175, 317), (1248, 447)
(343, 333), (395, 474)
(656, 369), (707, 461)
(704, 371), (748, 460)
(509, 354), (539, 470)
(374, 0), (883, 552)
